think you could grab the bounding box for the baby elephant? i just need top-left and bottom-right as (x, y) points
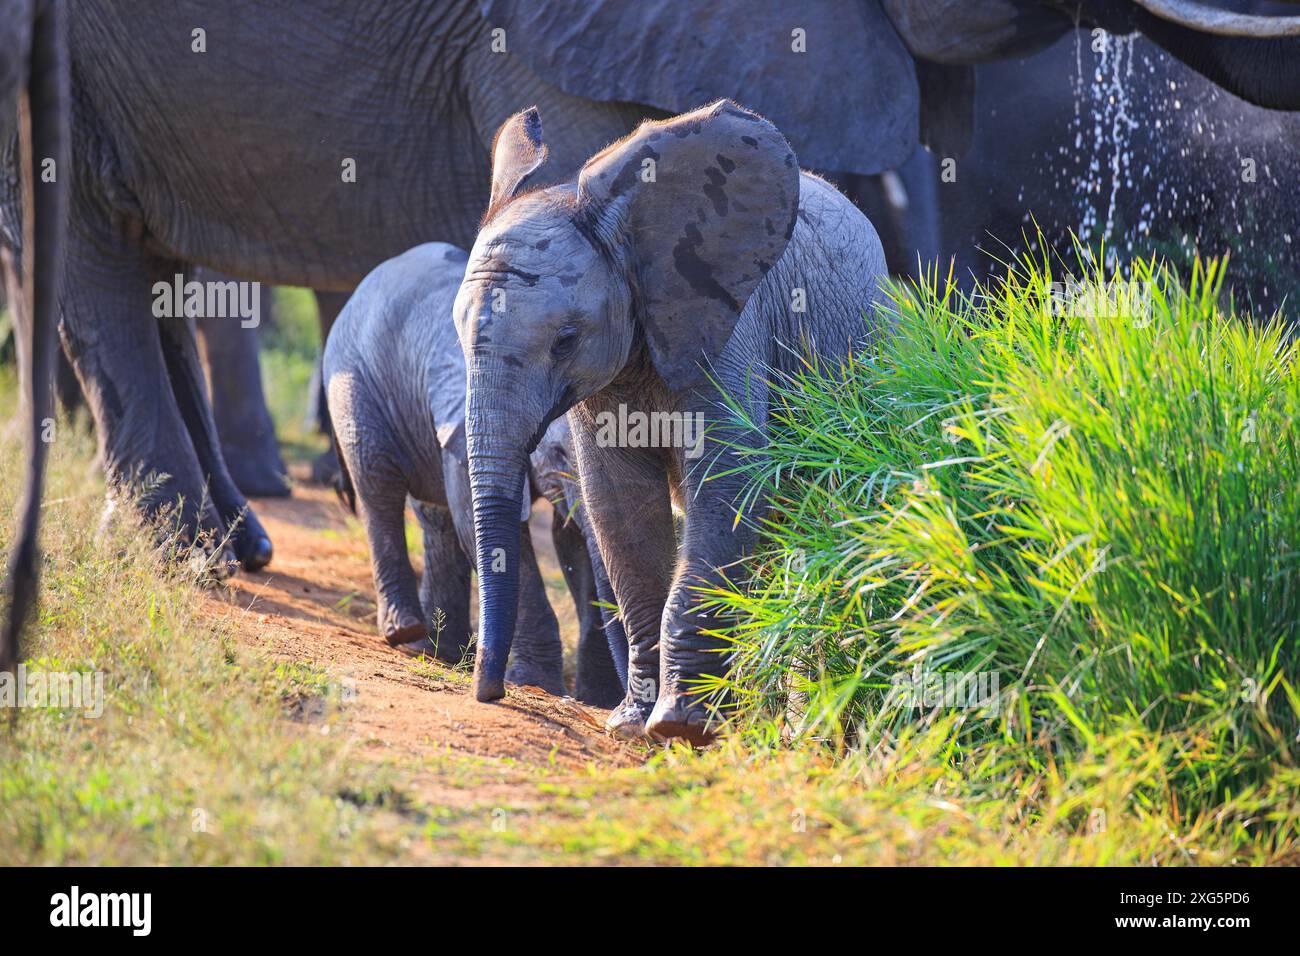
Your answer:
(325, 242), (626, 705)
(454, 101), (890, 743)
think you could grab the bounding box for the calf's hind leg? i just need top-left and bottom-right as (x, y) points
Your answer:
(551, 513), (623, 707)
(411, 500), (472, 665)
(505, 524), (567, 696)
(335, 435), (426, 650)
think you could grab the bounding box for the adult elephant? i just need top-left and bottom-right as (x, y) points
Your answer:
(5, 0), (1299, 679)
(938, 26), (1300, 313)
(0, 0), (68, 675)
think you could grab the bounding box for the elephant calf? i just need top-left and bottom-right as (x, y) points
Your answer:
(454, 101), (890, 743)
(324, 242), (625, 705)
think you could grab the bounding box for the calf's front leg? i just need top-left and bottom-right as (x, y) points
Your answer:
(646, 438), (761, 746)
(551, 512), (623, 707)
(570, 426), (676, 738)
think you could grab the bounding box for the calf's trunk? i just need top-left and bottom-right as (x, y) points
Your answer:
(465, 379), (532, 702)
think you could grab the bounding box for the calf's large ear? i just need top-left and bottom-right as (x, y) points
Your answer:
(577, 101), (799, 391)
(486, 107), (549, 218)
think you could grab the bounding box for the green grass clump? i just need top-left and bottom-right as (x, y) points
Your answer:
(709, 250), (1299, 824)
(0, 378), (411, 864)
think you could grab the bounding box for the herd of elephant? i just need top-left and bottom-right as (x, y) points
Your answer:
(2, 1), (1298, 745)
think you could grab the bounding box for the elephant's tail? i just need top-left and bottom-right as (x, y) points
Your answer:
(329, 424), (357, 515)
(3, 2), (70, 678)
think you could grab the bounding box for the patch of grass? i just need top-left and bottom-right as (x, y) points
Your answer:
(421, 734), (1297, 865)
(0, 399), (412, 864)
(408, 652), (472, 686)
(702, 248), (1299, 847)
(261, 346), (324, 463)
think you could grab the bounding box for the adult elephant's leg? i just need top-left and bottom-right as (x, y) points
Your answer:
(646, 439), (760, 746)
(197, 288), (290, 498)
(507, 523), (566, 696)
(154, 286), (274, 571)
(58, 239), (238, 576)
(551, 513), (622, 707)
(308, 290), (349, 485)
(834, 162), (937, 281)
(570, 429), (676, 738)
(411, 500), (472, 666)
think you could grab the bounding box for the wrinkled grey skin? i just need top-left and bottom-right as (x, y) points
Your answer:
(9, 0), (1296, 683)
(325, 242), (625, 703)
(33, 271), (308, 499)
(0, 0), (67, 674)
(453, 102), (890, 743)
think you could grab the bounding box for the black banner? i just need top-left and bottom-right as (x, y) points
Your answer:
(0, 865), (1282, 941)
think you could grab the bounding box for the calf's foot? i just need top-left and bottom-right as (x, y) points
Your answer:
(646, 690), (722, 747)
(605, 693), (655, 740)
(381, 608), (426, 650)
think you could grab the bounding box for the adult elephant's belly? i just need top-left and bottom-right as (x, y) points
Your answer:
(80, 0), (492, 288)
(132, 114), (490, 290)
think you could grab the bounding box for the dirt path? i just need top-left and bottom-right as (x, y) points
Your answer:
(201, 479), (643, 809)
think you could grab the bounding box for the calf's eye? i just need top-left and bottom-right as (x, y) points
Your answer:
(551, 325), (579, 360)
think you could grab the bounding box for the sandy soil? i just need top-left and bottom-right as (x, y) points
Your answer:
(201, 478), (643, 809)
